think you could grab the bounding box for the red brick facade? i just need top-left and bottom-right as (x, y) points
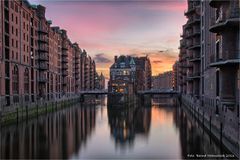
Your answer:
(0, 1), (97, 107)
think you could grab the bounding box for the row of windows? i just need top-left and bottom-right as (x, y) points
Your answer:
(10, 1), (30, 21)
(12, 66), (30, 94)
(10, 2), (18, 13)
(11, 13), (18, 25)
(11, 38), (30, 52)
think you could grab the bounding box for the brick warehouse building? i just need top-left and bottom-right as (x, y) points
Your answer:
(177, 0), (239, 156)
(0, 0), (98, 108)
(109, 55), (151, 95)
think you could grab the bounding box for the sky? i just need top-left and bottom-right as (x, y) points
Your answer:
(29, 0), (187, 78)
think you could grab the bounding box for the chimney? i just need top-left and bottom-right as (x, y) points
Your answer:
(114, 56), (118, 62)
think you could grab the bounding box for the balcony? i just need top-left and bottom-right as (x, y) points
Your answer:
(38, 27), (48, 34)
(62, 43), (68, 50)
(62, 57), (68, 63)
(75, 70), (80, 74)
(186, 15), (200, 27)
(75, 65), (80, 69)
(39, 63), (48, 70)
(189, 53), (201, 62)
(185, 29), (200, 39)
(75, 60), (80, 64)
(209, 8), (240, 33)
(38, 35), (48, 43)
(62, 64), (68, 70)
(187, 72), (200, 79)
(188, 39), (200, 50)
(209, 0), (222, 8)
(209, 51), (240, 67)
(62, 79), (67, 85)
(183, 64), (193, 68)
(62, 50), (68, 57)
(62, 70), (68, 76)
(38, 45), (49, 52)
(184, 7), (196, 16)
(36, 53), (48, 61)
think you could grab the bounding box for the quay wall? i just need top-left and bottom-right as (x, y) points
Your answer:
(181, 95), (239, 158)
(0, 95), (81, 126)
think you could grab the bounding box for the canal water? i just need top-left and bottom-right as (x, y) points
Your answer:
(0, 96), (235, 159)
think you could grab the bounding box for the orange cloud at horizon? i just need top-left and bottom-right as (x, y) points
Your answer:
(94, 48), (178, 79)
(29, 0), (187, 79)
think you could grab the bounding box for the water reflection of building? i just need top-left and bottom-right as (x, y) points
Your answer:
(107, 106), (151, 148)
(173, 107), (232, 159)
(152, 96), (175, 106)
(0, 105), (96, 159)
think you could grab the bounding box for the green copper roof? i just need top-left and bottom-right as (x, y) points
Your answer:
(47, 20), (52, 24)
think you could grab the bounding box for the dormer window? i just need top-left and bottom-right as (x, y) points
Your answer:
(120, 62), (125, 68)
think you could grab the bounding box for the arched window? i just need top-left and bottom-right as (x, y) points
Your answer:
(12, 65), (19, 94)
(24, 68), (29, 94)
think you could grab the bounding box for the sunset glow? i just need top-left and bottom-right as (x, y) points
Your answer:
(29, 0), (187, 78)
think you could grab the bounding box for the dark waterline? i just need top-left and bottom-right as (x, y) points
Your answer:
(0, 96), (234, 159)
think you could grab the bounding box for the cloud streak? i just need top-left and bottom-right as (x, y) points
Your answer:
(94, 53), (112, 63)
(28, 0), (187, 78)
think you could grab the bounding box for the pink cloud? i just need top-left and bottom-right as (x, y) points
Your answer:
(30, 0), (187, 78)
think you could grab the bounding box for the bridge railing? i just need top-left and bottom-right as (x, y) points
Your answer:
(79, 89), (108, 94)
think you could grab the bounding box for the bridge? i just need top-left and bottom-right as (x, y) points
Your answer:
(137, 89), (180, 95)
(79, 90), (108, 95)
(79, 89), (180, 96)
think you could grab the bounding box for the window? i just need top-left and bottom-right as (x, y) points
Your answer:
(11, 1), (14, 9)
(15, 4), (18, 13)
(120, 62), (125, 68)
(15, 16), (18, 24)
(12, 65), (19, 94)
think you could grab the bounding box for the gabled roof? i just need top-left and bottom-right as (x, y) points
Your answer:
(110, 55), (135, 69)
